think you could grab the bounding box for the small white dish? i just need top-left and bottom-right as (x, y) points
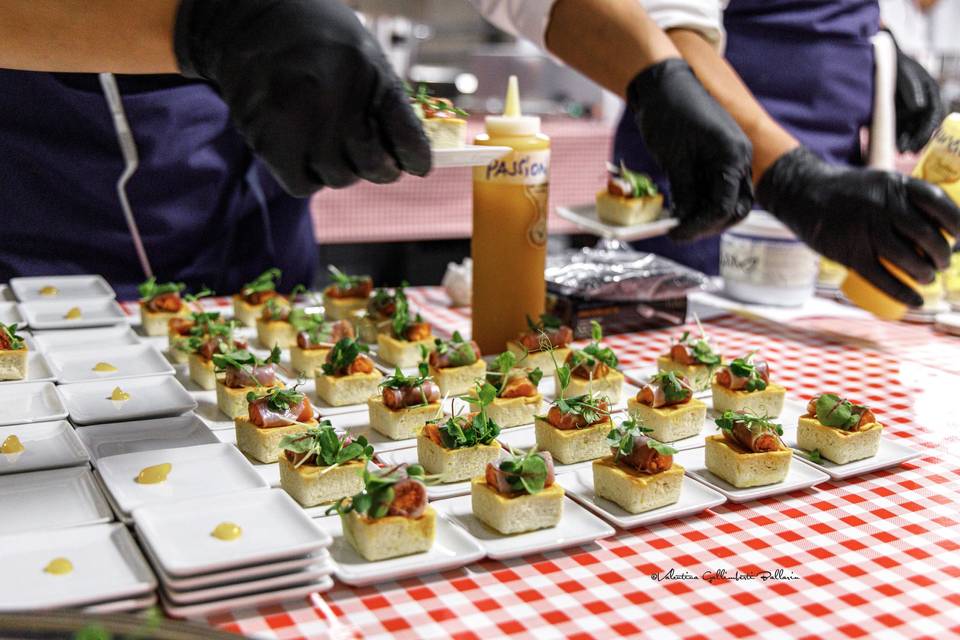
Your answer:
(376, 446), (504, 500)
(559, 467), (726, 529)
(57, 374), (196, 425)
(84, 592), (158, 615)
(935, 311), (960, 336)
(135, 489), (330, 577)
(76, 414), (218, 462)
(0, 381), (68, 426)
(0, 466), (113, 535)
(0, 301), (27, 328)
(0, 523), (155, 612)
(0, 351), (56, 385)
(673, 447), (830, 503)
(213, 429), (280, 487)
(432, 145), (511, 169)
(18, 298), (128, 330)
(556, 203), (677, 241)
(10, 275), (116, 302)
(160, 575), (333, 619)
(315, 510), (485, 586)
(47, 344), (174, 384)
(97, 442), (269, 515)
(161, 562), (332, 605)
(151, 549), (330, 591)
(32, 326), (141, 352)
(780, 425), (922, 480)
(433, 494), (615, 560)
(0, 419), (89, 474)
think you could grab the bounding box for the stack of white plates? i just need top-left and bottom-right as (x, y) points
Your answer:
(132, 489), (334, 618)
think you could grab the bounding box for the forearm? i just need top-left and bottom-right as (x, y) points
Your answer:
(0, 0), (179, 73)
(545, 0), (680, 98)
(668, 29), (798, 183)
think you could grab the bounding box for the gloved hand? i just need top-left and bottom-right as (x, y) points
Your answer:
(758, 146), (960, 307)
(885, 28), (945, 153)
(174, 0), (431, 196)
(627, 58), (754, 242)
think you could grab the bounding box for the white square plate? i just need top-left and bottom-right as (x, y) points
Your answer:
(0, 419), (89, 474)
(134, 489), (330, 577)
(213, 429), (280, 487)
(673, 447), (830, 503)
(97, 442), (269, 515)
(18, 298), (128, 330)
(161, 562), (332, 605)
(32, 326), (141, 352)
(0, 523), (155, 612)
(0, 381), (68, 425)
(377, 446), (506, 500)
(10, 275), (116, 302)
(556, 203), (677, 241)
(84, 592), (158, 615)
(0, 466), (112, 535)
(432, 145), (511, 169)
(315, 510), (485, 586)
(57, 374), (196, 425)
(0, 351), (56, 385)
(559, 467), (726, 529)
(0, 301), (27, 327)
(433, 494), (615, 560)
(48, 344), (174, 384)
(160, 575), (333, 619)
(780, 424), (922, 480)
(150, 549), (330, 591)
(76, 414), (218, 462)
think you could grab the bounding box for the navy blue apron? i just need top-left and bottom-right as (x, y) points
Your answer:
(616, 0), (879, 274)
(0, 72), (315, 299)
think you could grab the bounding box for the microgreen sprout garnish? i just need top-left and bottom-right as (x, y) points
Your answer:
(380, 367), (434, 407)
(0, 323), (25, 351)
(526, 313), (563, 333)
(814, 394), (870, 431)
(183, 287), (215, 313)
(568, 321), (619, 372)
(409, 84), (469, 117)
(484, 350), (543, 395)
(212, 346), (281, 376)
(262, 296), (290, 321)
(321, 338), (369, 376)
(431, 331), (478, 367)
(606, 416), (677, 460)
(715, 411), (783, 437)
(804, 449), (822, 463)
(137, 277), (185, 301)
(280, 420), (373, 469)
(391, 288), (425, 340)
(649, 370), (691, 404)
(246, 384), (305, 413)
(241, 268), (281, 296)
(327, 265), (369, 291)
(433, 390), (501, 449)
(328, 464), (438, 519)
(498, 447), (550, 495)
(727, 354), (767, 391)
(288, 308), (330, 343)
(677, 323), (721, 367)
(607, 160), (659, 198)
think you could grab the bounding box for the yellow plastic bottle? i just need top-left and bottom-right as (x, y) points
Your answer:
(472, 76), (550, 354)
(841, 113), (960, 319)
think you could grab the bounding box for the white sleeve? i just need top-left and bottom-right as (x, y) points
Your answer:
(467, 0), (727, 54)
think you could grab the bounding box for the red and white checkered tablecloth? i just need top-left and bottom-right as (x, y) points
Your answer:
(182, 287), (960, 640)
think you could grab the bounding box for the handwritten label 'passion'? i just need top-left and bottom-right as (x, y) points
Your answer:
(479, 149), (550, 185)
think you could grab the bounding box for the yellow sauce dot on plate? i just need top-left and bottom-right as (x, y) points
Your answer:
(135, 462), (171, 484)
(1, 435), (24, 454)
(92, 362), (118, 372)
(210, 522), (243, 541)
(39, 285), (59, 296)
(43, 557), (73, 575)
(110, 387), (130, 401)
(64, 307), (82, 320)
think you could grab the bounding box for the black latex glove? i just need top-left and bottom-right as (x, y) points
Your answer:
(627, 58), (754, 242)
(758, 146), (960, 307)
(885, 28), (945, 153)
(174, 0), (431, 196)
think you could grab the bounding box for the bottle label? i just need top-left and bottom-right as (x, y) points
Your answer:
(475, 149), (550, 185)
(720, 234), (819, 288)
(914, 117), (960, 187)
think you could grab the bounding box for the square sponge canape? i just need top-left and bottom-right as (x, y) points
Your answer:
(625, 398), (706, 443)
(595, 190), (664, 226)
(316, 370), (382, 407)
(704, 434), (791, 488)
(356, 316), (391, 344)
(341, 506), (436, 561)
(505, 342), (571, 373)
(711, 382), (786, 418)
(322, 294), (367, 321)
(232, 296), (263, 327)
(376, 333), (434, 368)
(656, 355), (714, 392)
(279, 457), (366, 507)
(256, 319), (297, 349)
(421, 117), (466, 149)
(290, 346), (330, 378)
(430, 359), (487, 397)
(417, 437), (501, 483)
(471, 478), (564, 535)
(141, 306), (188, 337)
(367, 397), (440, 440)
(562, 370), (625, 404)
(534, 417), (612, 465)
(168, 332), (190, 364)
(467, 393), (542, 429)
(796, 417), (882, 465)
(188, 354), (216, 390)
(0, 348), (27, 381)
(216, 379), (282, 419)
(592, 457), (683, 514)
(235, 417), (318, 464)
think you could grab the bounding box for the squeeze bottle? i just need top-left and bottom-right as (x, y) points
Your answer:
(841, 113), (960, 320)
(471, 76), (550, 353)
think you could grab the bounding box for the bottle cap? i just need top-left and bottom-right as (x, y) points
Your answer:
(485, 75), (541, 137)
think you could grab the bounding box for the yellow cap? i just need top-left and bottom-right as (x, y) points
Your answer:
(485, 75), (540, 137)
